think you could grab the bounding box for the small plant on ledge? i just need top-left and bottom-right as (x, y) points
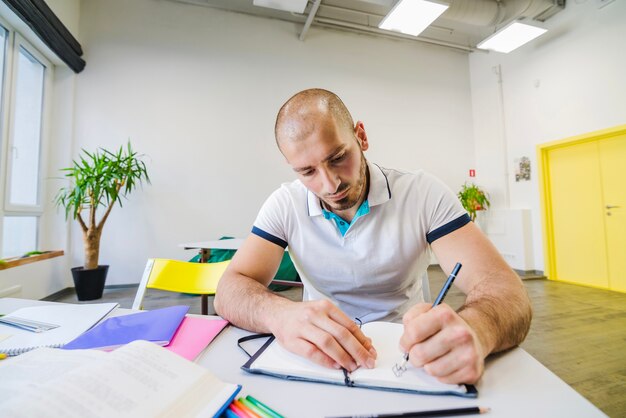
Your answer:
(458, 183), (491, 222)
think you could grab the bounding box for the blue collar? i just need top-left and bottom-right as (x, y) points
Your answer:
(322, 199), (370, 236)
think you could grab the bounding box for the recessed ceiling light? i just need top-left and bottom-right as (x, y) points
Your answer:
(253, 0), (308, 14)
(379, 0), (449, 37)
(477, 21), (548, 53)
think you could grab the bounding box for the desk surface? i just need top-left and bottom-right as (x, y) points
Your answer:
(0, 298), (606, 418)
(200, 325), (605, 418)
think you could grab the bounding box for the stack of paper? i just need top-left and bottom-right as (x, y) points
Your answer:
(63, 305), (229, 361)
(0, 303), (119, 356)
(63, 305), (189, 350)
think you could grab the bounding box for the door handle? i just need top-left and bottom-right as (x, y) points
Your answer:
(606, 205), (621, 209)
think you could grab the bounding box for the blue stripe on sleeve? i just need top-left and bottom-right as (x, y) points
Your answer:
(426, 214), (471, 244)
(251, 226), (288, 248)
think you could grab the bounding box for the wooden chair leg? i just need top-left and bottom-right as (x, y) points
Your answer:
(200, 249), (211, 263)
(201, 294), (208, 315)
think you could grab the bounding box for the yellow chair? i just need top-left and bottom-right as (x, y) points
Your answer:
(132, 258), (231, 315)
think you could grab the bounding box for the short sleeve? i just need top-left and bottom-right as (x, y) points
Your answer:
(251, 187), (291, 248)
(419, 172), (470, 244)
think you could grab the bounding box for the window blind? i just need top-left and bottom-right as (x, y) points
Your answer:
(2, 0), (85, 73)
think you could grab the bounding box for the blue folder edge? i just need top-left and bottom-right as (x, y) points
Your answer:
(63, 305), (190, 350)
(212, 384), (242, 418)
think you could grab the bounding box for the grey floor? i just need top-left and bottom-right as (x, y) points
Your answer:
(50, 266), (626, 417)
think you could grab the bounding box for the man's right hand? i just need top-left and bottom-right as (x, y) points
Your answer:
(215, 235), (376, 371)
(269, 299), (377, 372)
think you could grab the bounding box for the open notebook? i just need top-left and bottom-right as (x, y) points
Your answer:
(242, 321), (477, 398)
(0, 302), (118, 356)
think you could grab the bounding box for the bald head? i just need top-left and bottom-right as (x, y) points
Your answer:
(275, 89), (355, 150)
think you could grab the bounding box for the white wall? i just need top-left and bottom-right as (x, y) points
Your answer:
(48, 0), (81, 35)
(5, 0), (622, 295)
(469, 0), (626, 271)
(73, 0), (475, 285)
(0, 0), (80, 299)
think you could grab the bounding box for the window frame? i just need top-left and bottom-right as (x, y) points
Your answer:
(4, 33), (53, 213)
(0, 16), (54, 259)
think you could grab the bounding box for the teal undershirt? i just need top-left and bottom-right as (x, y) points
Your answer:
(322, 199), (370, 236)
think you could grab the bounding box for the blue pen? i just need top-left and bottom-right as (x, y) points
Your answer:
(432, 262), (462, 306)
(392, 262), (462, 376)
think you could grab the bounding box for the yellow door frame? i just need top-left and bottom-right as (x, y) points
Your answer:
(537, 123), (626, 283)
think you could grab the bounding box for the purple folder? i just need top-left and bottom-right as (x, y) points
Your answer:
(63, 305), (189, 350)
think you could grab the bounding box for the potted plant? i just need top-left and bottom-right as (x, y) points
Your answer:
(55, 142), (150, 301)
(458, 183), (490, 222)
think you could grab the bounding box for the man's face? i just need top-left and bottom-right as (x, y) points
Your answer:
(279, 116), (368, 213)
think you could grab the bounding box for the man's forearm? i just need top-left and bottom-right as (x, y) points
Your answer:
(457, 275), (532, 356)
(214, 272), (293, 333)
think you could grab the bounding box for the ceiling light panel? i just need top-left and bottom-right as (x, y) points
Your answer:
(379, 0), (449, 37)
(253, 0), (308, 14)
(477, 21), (548, 53)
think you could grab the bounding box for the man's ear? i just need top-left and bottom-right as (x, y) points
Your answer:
(354, 121), (369, 151)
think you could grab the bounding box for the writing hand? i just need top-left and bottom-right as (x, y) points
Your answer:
(399, 303), (485, 384)
(270, 299), (377, 372)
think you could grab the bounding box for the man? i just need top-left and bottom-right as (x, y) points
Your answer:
(214, 88), (532, 384)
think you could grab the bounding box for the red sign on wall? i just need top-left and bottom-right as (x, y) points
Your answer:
(469, 169), (476, 177)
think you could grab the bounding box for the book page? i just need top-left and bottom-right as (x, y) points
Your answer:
(250, 338), (345, 383)
(248, 322), (466, 395)
(0, 340), (234, 418)
(0, 347), (104, 406)
(353, 322), (466, 394)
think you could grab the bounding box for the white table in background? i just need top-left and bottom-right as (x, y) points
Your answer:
(179, 239), (245, 262)
(179, 238), (301, 287)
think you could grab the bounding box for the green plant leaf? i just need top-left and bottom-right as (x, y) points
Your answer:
(54, 141), (151, 268)
(458, 183), (491, 222)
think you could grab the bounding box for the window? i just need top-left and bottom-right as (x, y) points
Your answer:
(0, 24), (53, 259)
(7, 46), (46, 207)
(0, 27), (6, 104)
(2, 216), (37, 258)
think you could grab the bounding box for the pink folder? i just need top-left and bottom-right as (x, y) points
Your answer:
(165, 316), (229, 361)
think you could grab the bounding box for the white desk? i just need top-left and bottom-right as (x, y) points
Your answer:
(0, 299), (607, 418)
(200, 325), (606, 418)
(179, 239), (245, 263)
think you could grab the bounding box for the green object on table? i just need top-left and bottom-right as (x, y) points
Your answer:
(189, 237), (299, 291)
(245, 395), (284, 418)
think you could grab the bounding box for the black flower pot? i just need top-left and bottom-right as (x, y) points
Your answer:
(71, 265), (109, 301)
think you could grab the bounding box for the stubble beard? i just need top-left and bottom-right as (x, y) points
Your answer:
(324, 153), (368, 212)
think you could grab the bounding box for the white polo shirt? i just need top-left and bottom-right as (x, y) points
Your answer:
(252, 161), (469, 323)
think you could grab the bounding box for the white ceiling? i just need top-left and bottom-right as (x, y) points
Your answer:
(166, 0), (565, 52)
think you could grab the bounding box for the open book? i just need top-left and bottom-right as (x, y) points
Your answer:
(0, 340), (241, 418)
(242, 321), (477, 398)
